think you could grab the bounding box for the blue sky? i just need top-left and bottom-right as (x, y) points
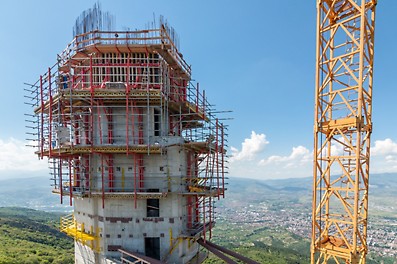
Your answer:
(0, 1), (397, 180)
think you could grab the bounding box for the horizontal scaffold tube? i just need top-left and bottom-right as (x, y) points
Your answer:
(197, 238), (237, 264)
(118, 249), (164, 264)
(198, 238), (261, 264)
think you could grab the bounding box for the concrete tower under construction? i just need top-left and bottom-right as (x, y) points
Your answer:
(25, 6), (227, 263)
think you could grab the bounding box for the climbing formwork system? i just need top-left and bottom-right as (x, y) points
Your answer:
(25, 12), (227, 263)
(312, 1), (376, 263)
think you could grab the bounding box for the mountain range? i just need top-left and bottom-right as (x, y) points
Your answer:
(0, 173), (396, 214)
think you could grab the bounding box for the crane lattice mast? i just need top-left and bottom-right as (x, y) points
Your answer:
(312, 0), (377, 263)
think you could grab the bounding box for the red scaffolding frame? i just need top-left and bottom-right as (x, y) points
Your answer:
(25, 26), (228, 246)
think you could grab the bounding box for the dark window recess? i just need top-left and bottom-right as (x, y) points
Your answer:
(147, 199), (160, 217)
(154, 109), (161, 137)
(145, 237), (160, 260)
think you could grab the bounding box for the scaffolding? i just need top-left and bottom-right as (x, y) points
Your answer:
(60, 214), (101, 252)
(25, 21), (228, 253)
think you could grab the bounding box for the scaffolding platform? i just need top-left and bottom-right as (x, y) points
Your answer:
(37, 145), (162, 156)
(54, 189), (168, 199)
(60, 214), (100, 252)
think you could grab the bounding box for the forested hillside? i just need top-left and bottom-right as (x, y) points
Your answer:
(0, 207), (73, 264)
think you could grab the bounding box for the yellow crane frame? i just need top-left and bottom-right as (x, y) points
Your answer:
(312, 1), (377, 263)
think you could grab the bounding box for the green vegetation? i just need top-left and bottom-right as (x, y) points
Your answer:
(203, 219), (396, 264)
(204, 220), (310, 264)
(0, 207), (73, 264)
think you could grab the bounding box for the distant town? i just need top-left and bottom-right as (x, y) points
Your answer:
(217, 200), (397, 258)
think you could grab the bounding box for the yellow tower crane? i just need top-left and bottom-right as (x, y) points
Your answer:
(312, 0), (377, 263)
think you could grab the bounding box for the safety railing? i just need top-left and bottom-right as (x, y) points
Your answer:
(55, 173), (171, 194)
(59, 27), (191, 77)
(60, 214), (100, 251)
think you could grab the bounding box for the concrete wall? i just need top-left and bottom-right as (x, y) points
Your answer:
(74, 106), (163, 146)
(74, 190), (197, 262)
(72, 91), (200, 262)
(80, 143), (188, 193)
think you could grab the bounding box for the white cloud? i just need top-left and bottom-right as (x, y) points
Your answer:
(228, 131), (312, 179)
(317, 136), (347, 157)
(385, 155), (397, 162)
(330, 142), (344, 156)
(230, 131), (268, 162)
(0, 138), (47, 178)
(259, 146), (311, 168)
(369, 138), (397, 174)
(371, 138), (397, 156)
(229, 134), (397, 179)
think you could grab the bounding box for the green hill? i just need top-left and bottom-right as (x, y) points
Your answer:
(0, 207), (73, 264)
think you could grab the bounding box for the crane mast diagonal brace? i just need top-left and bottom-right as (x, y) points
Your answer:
(311, 1), (377, 264)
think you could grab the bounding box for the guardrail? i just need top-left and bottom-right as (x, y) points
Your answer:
(59, 27), (191, 77)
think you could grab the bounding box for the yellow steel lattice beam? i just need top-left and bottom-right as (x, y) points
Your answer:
(312, 1), (376, 263)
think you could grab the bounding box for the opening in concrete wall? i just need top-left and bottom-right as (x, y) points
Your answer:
(145, 237), (160, 260)
(147, 198), (160, 217)
(154, 108), (161, 137)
